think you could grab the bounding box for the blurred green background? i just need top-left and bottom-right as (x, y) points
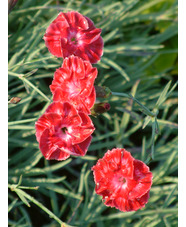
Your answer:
(8, 0), (178, 226)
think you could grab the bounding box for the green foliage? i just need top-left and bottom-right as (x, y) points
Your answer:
(8, 0), (177, 226)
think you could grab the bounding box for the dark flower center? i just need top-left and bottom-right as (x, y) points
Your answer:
(61, 127), (68, 134)
(118, 176), (126, 184)
(71, 37), (78, 44)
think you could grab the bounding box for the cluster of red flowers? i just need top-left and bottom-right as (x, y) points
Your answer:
(35, 11), (152, 213)
(36, 11), (103, 160)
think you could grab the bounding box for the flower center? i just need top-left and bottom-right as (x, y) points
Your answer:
(61, 127), (68, 134)
(70, 37), (78, 45)
(112, 173), (127, 186)
(118, 176), (126, 184)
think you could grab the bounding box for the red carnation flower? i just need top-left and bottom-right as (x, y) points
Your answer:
(50, 55), (97, 114)
(35, 101), (95, 160)
(44, 11), (104, 64)
(92, 148), (153, 212)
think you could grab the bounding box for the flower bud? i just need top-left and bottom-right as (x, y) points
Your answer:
(8, 0), (18, 14)
(91, 102), (110, 117)
(8, 97), (21, 104)
(95, 85), (112, 98)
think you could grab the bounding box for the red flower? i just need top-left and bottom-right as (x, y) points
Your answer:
(92, 148), (153, 212)
(35, 101), (95, 160)
(50, 55), (97, 114)
(43, 11), (104, 64)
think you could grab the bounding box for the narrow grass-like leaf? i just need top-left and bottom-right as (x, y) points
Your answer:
(21, 77), (51, 102)
(9, 158), (72, 176)
(153, 150), (177, 183)
(151, 118), (156, 159)
(80, 208), (177, 223)
(163, 215), (172, 227)
(162, 185), (177, 208)
(46, 186), (83, 200)
(13, 188), (72, 226)
(102, 57), (130, 81)
(8, 198), (19, 212)
(155, 81), (172, 109)
(104, 44), (164, 53)
(129, 0), (168, 16)
(15, 190), (31, 208)
(112, 91), (155, 117)
(8, 118), (37, 126)
(8, 71), (51, 102)
(141, 136), (146, 162)
(143, 115), (152, 129)
(120, 79), (140, 130)
(103, 28), (119, 43)
(78, 163), (87, 195)
(8, 125), (35, 130)
(80, 170), (91, 221)
(45, 160), (59, 216)
(9, 176), (66, 186)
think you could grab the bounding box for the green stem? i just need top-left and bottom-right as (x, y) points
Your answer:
(112, 91), (155, 117)
(8, 118), (37, 126)
(111, 91), (130, 98)
(21, 77), (51, 102)
(9, 185), (73, 227)
(8, 71), (51, 103)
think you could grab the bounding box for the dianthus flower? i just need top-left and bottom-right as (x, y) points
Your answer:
(44, 11), (103, 64)
(50, 55), (97, 114)
(35, 101), (95, 160)
(92, 148), (153, 212)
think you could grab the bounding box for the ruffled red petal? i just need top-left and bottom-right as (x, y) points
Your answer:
(46, 102), (82, 126)
(69, 112), (95, 144)
(44, 23), (64, 58)
(63, 11), (89, 30)
(80, 28), (102, 44)
(71, 136), (92, 156)
(39, 128), (67, 160)
(35, 112), (62, 142)
(52, 88), (92, 114)
(83, 86), (96, 110)
(47, 148), (70, 161)
(128, 160), (153, 199)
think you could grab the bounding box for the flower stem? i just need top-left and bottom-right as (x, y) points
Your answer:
(112, 91), (155, 117)
(9, 185), (72, 227)
(21, 77), (51, 102)
(8, 71), (51, 103)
